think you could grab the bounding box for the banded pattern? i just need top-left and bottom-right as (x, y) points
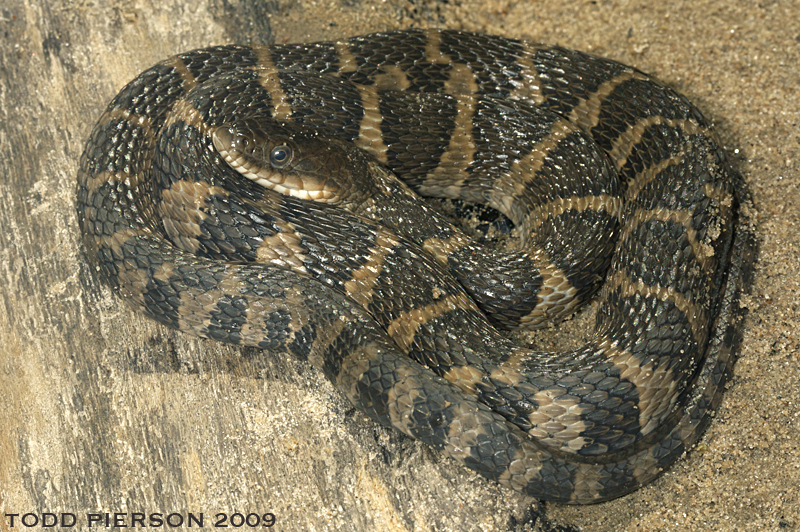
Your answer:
(76, 30), (754, 503)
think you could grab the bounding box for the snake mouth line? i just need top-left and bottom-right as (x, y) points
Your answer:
(212, 126), (341, 202)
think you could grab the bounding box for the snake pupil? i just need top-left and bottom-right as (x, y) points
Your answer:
(270, 145), (292, 167)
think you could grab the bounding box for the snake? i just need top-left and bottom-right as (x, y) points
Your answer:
(76, 29), (754, 503)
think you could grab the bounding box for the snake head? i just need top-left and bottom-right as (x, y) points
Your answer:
(212, 119), (367, 204)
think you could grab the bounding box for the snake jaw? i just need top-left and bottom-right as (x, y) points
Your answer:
(212, 124), (342, 203)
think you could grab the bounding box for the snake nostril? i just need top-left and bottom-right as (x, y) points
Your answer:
(233, 133), (252, 154)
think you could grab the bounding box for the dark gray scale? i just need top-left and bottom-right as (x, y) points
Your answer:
(456, 99), (548, 199)
(437, 30), (529, 96)
(153, 121), (208, 187)
(629, 138), (727, 217)
(84, 115), (154, 179)
(535, 209), (619, 301)
(179, 46), (263, 82)
(269, 41), (341, 74)
(345, 30), (448, 92)
(278, 72), (366, 141)
(77, 119), (162, 234)
(616, 123), (707, 188)
(152, 120), (281, 261)
(518, 128), (618, 203)
(618, 218), (710, 298)
(378, 91), (459, 185)
(279, 203), (391, 286)
(107, 61), (190, 119)
(530, 46), (633, 117)
(589, 77), (712, 155)
(180, 70), (274, 126)
(76, 30), (753, 504)
(105, 234), (191, 332)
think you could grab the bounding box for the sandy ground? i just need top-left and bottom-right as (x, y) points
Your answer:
(0, 1), (797, 531)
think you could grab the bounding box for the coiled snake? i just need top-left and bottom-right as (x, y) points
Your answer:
(76, 30), (754, 503)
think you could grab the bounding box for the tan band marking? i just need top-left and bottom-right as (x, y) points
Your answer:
(412, 33), (481, 196)
(440, 345), (532, 398)
(488, 118), (577, 224)
(382, 356), (427, 437)
(382, 357), (498, 448)
(486, 350), (610, 454)
(98, 228), (155, 310)
(609, 116), (713, 172)
(119, 265), (154, 310)
(337, 41), (400, 163)
(163, 55), (197, 91)
(164, 97), (211, 132)
(97, 107), (155, 131)
(423, 30), (447, 64)
(174, 273), (251, 334)
(491, 349), (532, 378)
(371, 65), (412, 91)
(280, 286), (317, 335)
(160, 179), (228, 254)
(621, 206), (717, 276)
(90, 109), (156, 192)
(177, 278), (217, 332)
(386, 292), (477, 353)
(516, 253), (580, 329)
(333, 41), (359, 74)
(630, 446), (663, 488)
(442, 401), (537, 482)
(151, 260), (175, 285)
(334, 340), (386, 406)
(507, 46), (547, 106)
(526, 387), (593, 451)
(99, 227), (148, 258)
(497, 445), (546, 494)
(441, 364), (488, 396)
(447, 347), (597, 451)
(85, 170), (143, 194)
(522, 194), (623, 238)
(567, 465), (606, 504)
(254, 48), (292, 121)
(298, 300), (353, 382)
(417, 90), (479, 197)
(343, 228), (399, 307)
(624, 153), (685, 202)
(604, 269), (707, 346)
(160, 180), (226, 224)
(444, 62), (479, 96)
(416, 60), (482, 195)
(703, 182), (734, 207)
(352, 85), (390, 164)
(255, 220), (310, 274)
(567, 70), (647, 132)
(597, 335), (684, 441)
(88, 63), (193, 194)
(421, 233), (471, 268)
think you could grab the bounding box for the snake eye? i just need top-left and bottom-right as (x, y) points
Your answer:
(269, 145), (293, 168)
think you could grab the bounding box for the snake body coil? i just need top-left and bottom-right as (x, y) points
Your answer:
(77, 30), (753, 503)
